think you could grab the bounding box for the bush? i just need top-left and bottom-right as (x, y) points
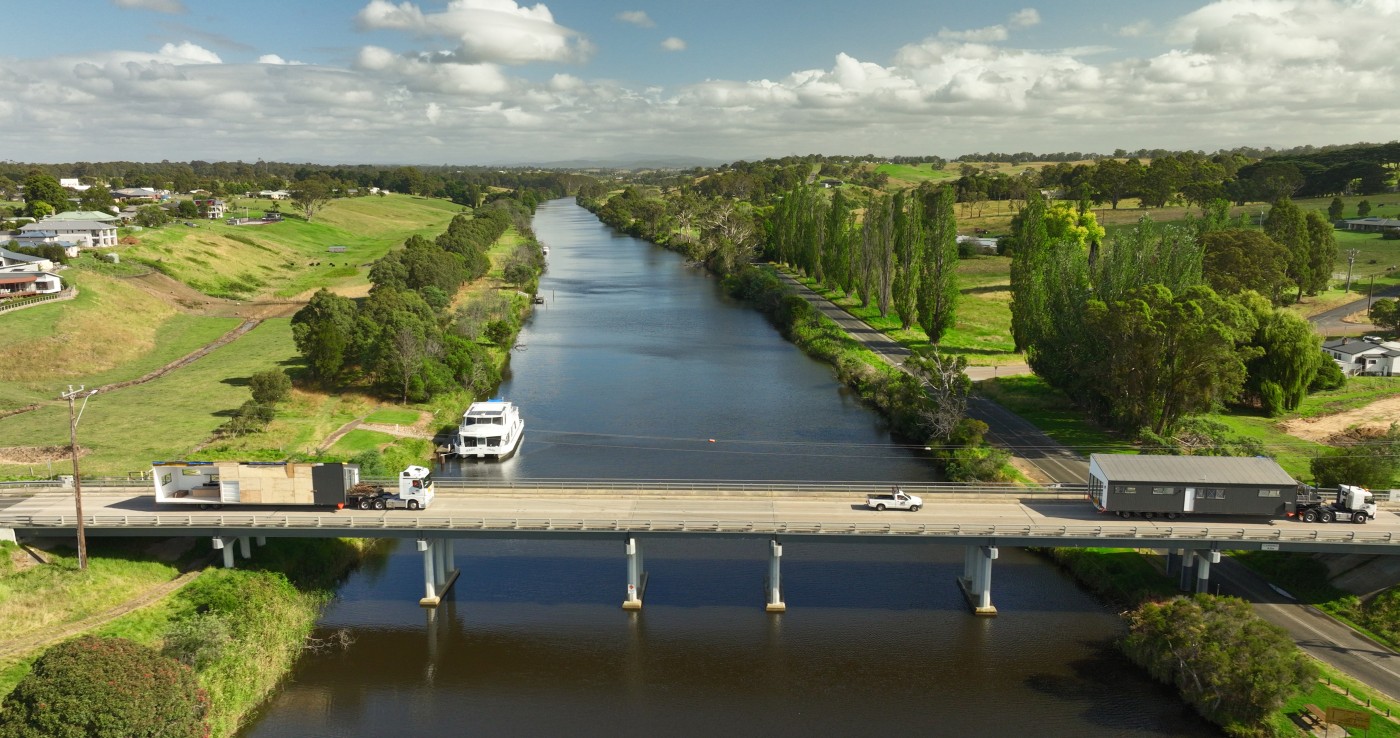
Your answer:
(161, 612), (233, 670)
(249, 369), (292, 405)
(1121, 595), (1314, 736)
(0, 636), (209, 738)
(1308, 359), (1345, 391)
(484, 319), (515, 346)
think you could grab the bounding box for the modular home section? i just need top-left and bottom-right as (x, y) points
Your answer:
(153, 461), (358, 506)
(1088, 454), (1299, 517)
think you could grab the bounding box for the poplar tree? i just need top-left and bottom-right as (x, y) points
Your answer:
(917, 184), (959, 343)
(890, 190), (924, 330)
(1303, 209), (1338, 296)
(1008, 190), (1049, 352)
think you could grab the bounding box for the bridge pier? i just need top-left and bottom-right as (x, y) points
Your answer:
(623, 536), (647, 610)
(957, 545), (998, 616)
(211, 536), (236, 568)
(238, 536), (252, 560)
(766, 538), (785, 613)
(1179, 548), (1198, 591)
(418, 537), (460, 608)
(1194, 550), (1219, 594)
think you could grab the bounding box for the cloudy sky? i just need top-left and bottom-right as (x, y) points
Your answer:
(2, 0), (1396, 164)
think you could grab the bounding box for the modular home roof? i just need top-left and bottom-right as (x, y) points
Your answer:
(1090, 454), (1297, 486)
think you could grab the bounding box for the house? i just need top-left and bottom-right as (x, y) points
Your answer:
(259, 189), (290, 200)
(112, 187), (165, 201)
(1088, 454), (1299, 517)
(1322, 336), (1400, 376)
(18, 220), (117, 248)
(1340, 217), (1400, 233)
(0, 271), (63, 299)
(194, 199), (227, 219)
(58, 178), (91, 192)
(0, 246), (56, 273)
(49, 210), (118, 223)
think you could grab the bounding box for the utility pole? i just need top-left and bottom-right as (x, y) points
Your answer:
(1368, 275), (1376, 311)
(1344, 248), (1360, 293)
(61, 386), (97, 571)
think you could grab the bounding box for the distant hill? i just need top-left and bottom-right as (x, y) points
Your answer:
(507, 154), (728, 170)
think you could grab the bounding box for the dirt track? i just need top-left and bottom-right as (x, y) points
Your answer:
(1281, 395), (1400, 443)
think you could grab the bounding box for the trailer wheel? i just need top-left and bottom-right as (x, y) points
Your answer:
(357, 498), (371, 510)
(408, 500), (420, 510)
(1164, 512), (1179, 520)
(1352, 511), (1369, 524)
(373, 498), (387, 510)
(1141, 511), (1156, 519)
(1320, 509), (1336, 524)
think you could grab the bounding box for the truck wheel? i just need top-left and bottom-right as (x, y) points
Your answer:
(909, 505), (920, 512)
(1320, 509), (1336, 524)
(1352, 511), (1369, 524)
(1301, 508), (1318, 523)
(408, 500), (420, 510)
(357, 498), (371, 510)
(373, 498), (387, 510)
(875, 504), (886, 511)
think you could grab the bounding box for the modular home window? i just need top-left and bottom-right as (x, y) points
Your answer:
(1152, 486), (1175, 495)
(1116, 486), (1137, 494)
(1209, 489), (1226, 500)
(1258, 489), (1281, 498)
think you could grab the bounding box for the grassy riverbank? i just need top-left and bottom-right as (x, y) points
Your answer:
(0, 537), (383, 738)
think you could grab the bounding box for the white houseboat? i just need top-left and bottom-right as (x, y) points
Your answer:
(455, 400), (524, 459)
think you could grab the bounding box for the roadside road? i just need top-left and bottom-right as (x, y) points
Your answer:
(776, 272), (1086, 483)
(1308, 284), (1400, 335)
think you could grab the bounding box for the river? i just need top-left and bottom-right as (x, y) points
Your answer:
(238, 200), (1215, 737)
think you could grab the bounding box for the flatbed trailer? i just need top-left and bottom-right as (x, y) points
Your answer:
(152, 461), (435, 510)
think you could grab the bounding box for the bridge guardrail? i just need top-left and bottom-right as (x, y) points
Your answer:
(3, 512), (1394, 546)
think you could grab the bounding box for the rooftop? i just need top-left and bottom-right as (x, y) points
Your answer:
(1090, 454), (1297, 486)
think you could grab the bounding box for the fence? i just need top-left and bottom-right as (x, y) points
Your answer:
(0, 288), (75, 314)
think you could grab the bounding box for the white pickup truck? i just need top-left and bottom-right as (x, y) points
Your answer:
(866, 488), (923, 511)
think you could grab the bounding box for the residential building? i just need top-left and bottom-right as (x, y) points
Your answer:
(58, 178), (91, 192)
(1339, 217), (1400, 233)
(112, 187), (167, 201)
(0, 246), (56, 273)
(194, 198), (227, 219)
(1322, 336), (1400, 376)
(49, 210), (118, 222)
(0, 271), (63, 298)
(18, 220), (117, 248)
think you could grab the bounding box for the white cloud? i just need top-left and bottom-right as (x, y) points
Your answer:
(112, 0), (185, 13)
(157, 42), (222, 64)
(661, 37), (686, 52)
(1118, 20), (1151, 37)
(1009, 8), (1040, 27)
(616, 10), (654, 27)
(257, 54), (305, 65)
(3, 0), (1399, 164)
(355, 0), (592, 65)
(938, 25), (1008, 42)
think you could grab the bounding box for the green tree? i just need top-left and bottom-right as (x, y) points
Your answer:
(78, 184), (116, 213)
(0, 636), (209, 738)
(134, 204), (169, 227)
(291, 178), (333, 221)
(1303, 210), (1338, 296)
(249, 369), (293, 405)
(1008, 190), (1050, 352)
(890, 190), (924, 329)
(1264, 198), (1309, 302)
(1370, 298), (1400, 333)
(22, 173), (68, 216)
(1083, 284), (1258, 435)
(175, 199), (199, 219)
(1201, 229), (1290, 300)
(1328, 196), (1345, 221)
(291, 289), (358, 383)
(1240, 297), (1322, 416)
(1122, 596), (1314, 735)
(916, 184), (959, 343)
(1091, 158), (1143, 210)
(1358, 199), (1372, 218)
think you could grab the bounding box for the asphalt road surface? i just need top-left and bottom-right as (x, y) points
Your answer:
(1309, 284), (1400, 335)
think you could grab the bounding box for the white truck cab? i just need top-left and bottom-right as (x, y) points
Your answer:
(867, 487), (923, 512)
(395, 465), (435, 509)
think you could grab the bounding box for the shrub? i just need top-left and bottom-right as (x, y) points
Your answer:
(484, 319), (515, 346)
(1308, 359), (1345, 391)
(161, 612), (233, 670)
(0, 636), (209, 738)
(248, 369), (292, 405)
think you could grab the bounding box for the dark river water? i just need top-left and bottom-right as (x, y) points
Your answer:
(239, 200), (1215, 737)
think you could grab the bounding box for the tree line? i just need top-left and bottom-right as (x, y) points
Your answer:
(291, 199), (541, 403)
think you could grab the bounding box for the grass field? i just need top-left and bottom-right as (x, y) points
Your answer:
(120, 194), (463, 299)
(976, 375), (1127, 453)
(0, 319), (300, 476)
(873, 162), (956, 185)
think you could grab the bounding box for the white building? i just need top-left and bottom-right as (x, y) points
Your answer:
(1322, 337), (1400, 376)
(18, 220), (118, 248)
(58, 178), (91, 192)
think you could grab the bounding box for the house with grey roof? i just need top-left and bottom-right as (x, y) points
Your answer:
(1088, 454), (1299, 517)
(18, 220), (117, 248)
(1322, 336), (1400, 376)
(0, 247), (55, 273)
(1340, 217), (1400, 233)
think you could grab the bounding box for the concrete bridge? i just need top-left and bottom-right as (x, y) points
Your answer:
(4, 482), (1398, 615)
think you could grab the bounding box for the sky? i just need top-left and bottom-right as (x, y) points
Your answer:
(1, 0), (1396, 165)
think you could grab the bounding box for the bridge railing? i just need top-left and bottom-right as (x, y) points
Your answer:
(3, 511), (1394, 546)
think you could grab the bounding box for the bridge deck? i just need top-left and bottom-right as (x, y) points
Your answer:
(4, 491), (1398, 553)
